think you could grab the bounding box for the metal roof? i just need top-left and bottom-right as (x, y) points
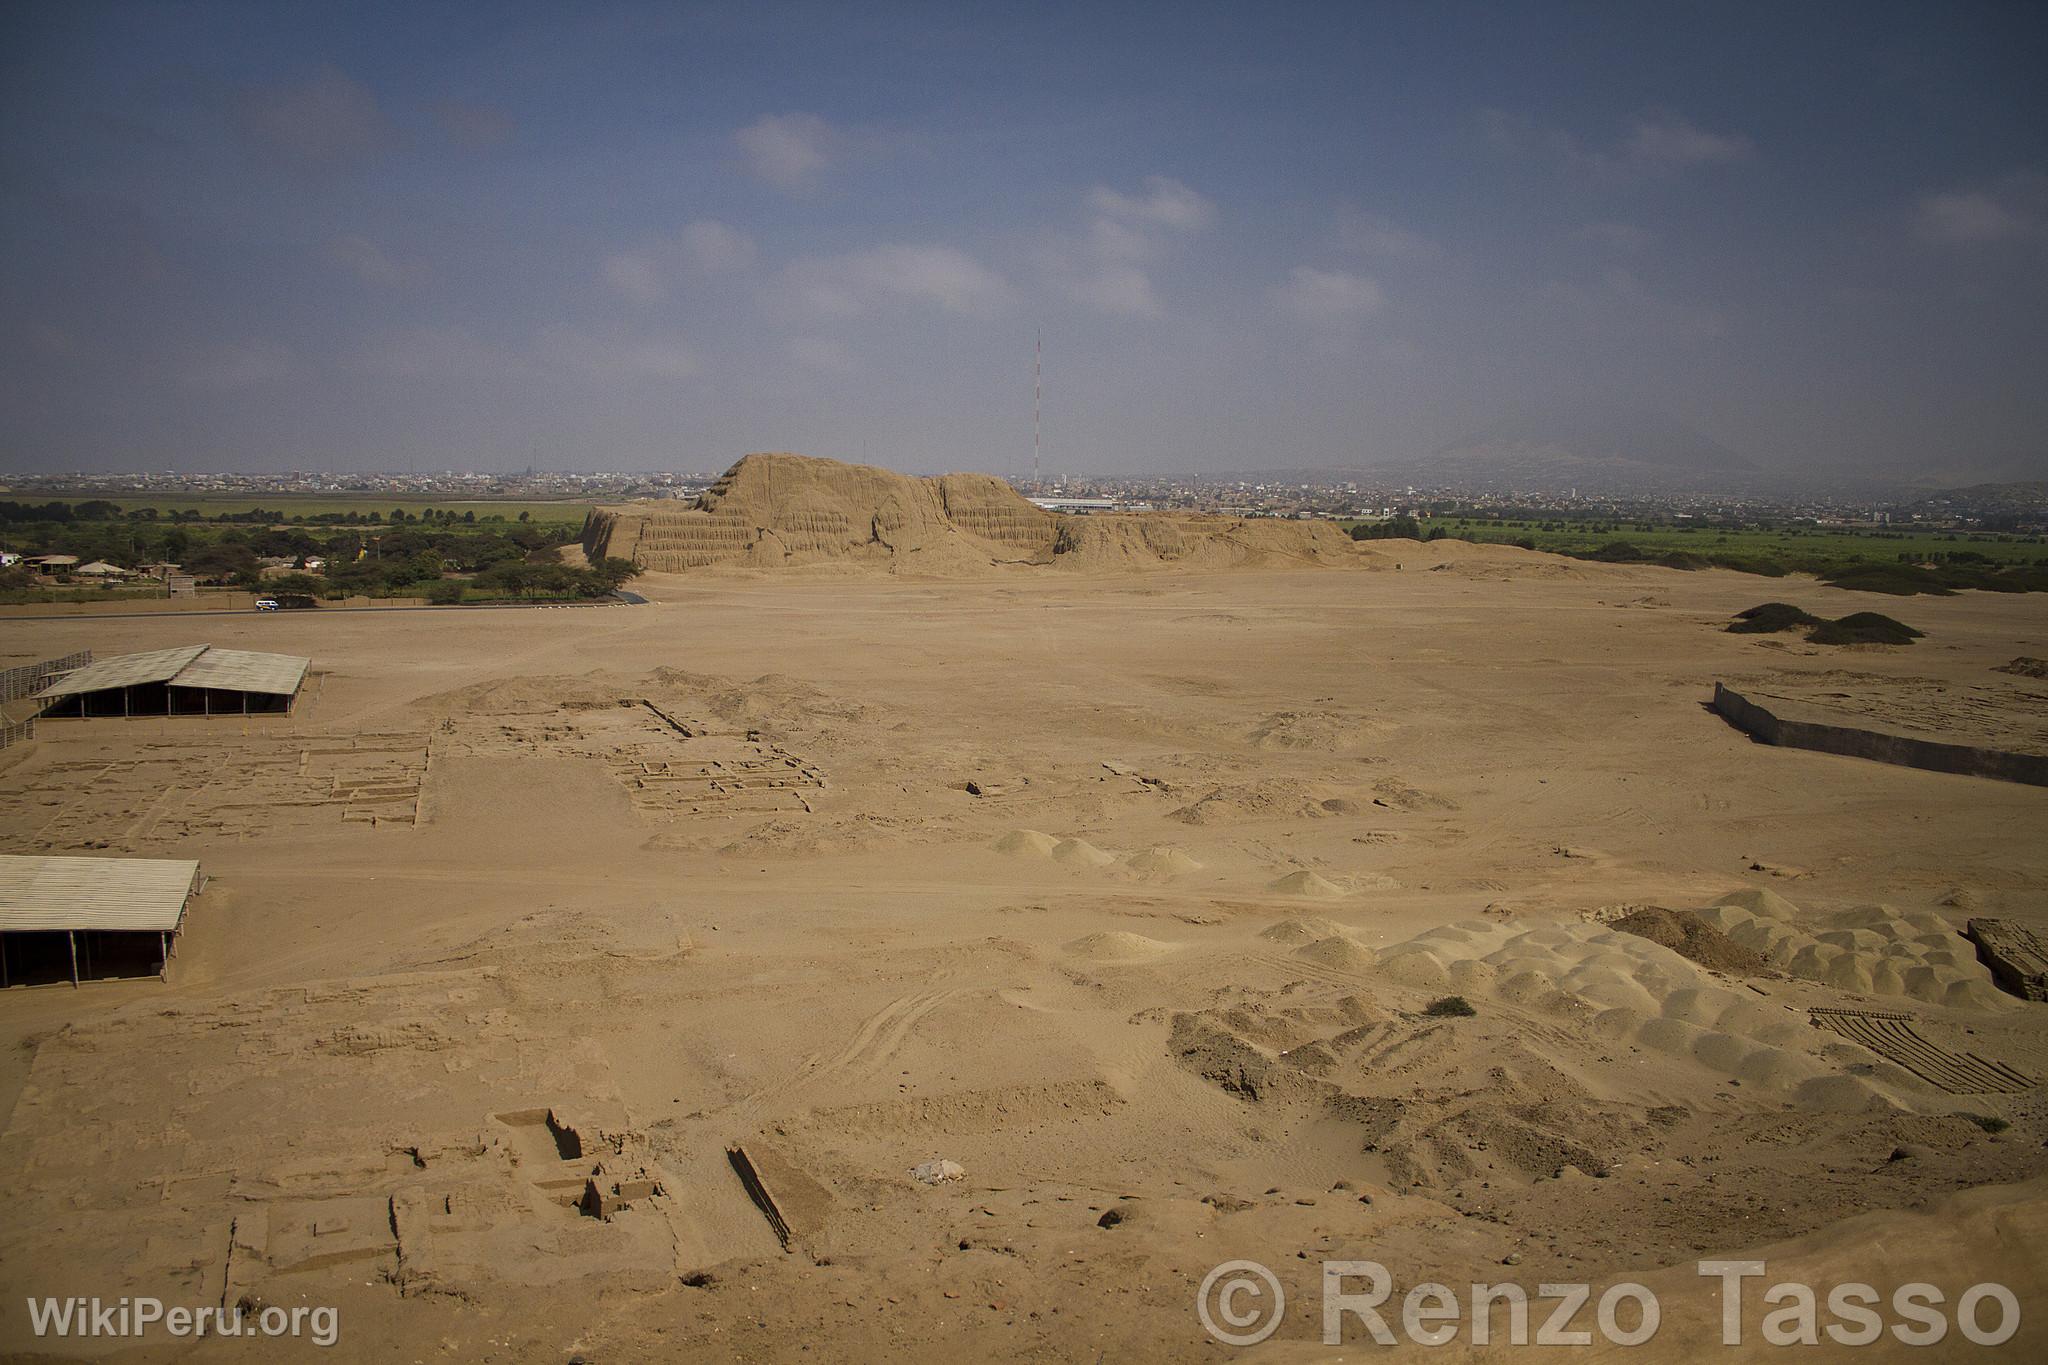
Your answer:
(0, 855), (199, 934)
(172, 647), (309, 695)
(33, 645), (208, 698)
(33, 644), (308, 700)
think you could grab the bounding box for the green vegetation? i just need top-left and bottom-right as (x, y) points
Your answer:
(2, 493), (592, 525)
(1818, 561), (2048, 596)
(1422, 995), (1477, 1018)
(1348, 513), (2048, 591)
(1963, 1114), (2011, 1135)
(1728, 602), (1922, 646)
(0, 496), (633, 605)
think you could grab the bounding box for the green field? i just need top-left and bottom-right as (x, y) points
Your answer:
(1348, 518), (2047, 571)
(9, 492), (595, 526)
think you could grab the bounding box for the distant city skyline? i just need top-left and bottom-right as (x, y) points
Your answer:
(2, 1), (2044, 481)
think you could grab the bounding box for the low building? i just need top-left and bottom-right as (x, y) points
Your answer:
(72, 560), (130, 578)
(0, 854), (199, 986)
(33, 644), (310, 717)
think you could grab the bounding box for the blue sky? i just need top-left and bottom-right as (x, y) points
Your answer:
(1, 0), (2043, 479)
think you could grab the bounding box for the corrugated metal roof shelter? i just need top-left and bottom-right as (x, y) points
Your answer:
(171, 647), (310, 696)
(0, 854), (200, 987)
(34, 644), (308, 718)
(35, 645), (207, 697)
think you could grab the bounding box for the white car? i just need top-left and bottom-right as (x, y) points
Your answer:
(254, 597), (280, 611)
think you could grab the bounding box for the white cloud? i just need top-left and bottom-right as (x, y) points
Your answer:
(355, 326), (697, 385)
(182, 340), (294, 390)
(234, 67), (394, 171)
(601, 220), (758, 305)
(598, 252), (663, 304)
(1046, 177), (1214, 316)
(601, 252), (667, 306)
(681, 219), (757, 273)
(1335, 208), (1439, 259)
(1088, 176), (1215, 231)
(1532, 266), (1729, 340)
(539, 326), (699, 382)
(1915, 185), (2035, 245)
(1576, 221), (1654, 252)
(784, 244), (1010, 316)
(322, 234), (421, 288)
(1625, 114), (1752, 167)
(355, 327), (519, 382)
(434, 100), (513, 150)
(737, 112), (840, 189)
(1481, 108), (1751, 176)
(1272, 267), (1384, 327)
(788, 336), (855, 373)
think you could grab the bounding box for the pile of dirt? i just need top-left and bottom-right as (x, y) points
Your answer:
(1995, 657), (2048, 679)
(1727, 602), (1822, 634)
(1726, 603), (1923, 647)
(1608, 906), (1769, 974)
(583, 452), (1362, 575)
(1809, 612), (1923, 646)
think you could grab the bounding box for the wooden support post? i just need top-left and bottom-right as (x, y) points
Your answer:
(159, 931), (169, 981)
(68, 930), (79, 988)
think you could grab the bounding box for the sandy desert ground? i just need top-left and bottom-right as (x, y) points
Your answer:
(3, 540), (2048, 1361)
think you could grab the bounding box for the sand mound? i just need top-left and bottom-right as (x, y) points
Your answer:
(1269, 870), (1347, 898)
(585, 452), (1362, 576)
(1063, 931), (1175, 963)
(1694, 893), (2011, 1010)
(1257, 917), (1348, 946)
(1246, 709), (1383, 751)
(1294, 935), (1379, 973)
(992, 828), (1059, 858)
(1170, 779), (1339, 826)
(1609, 907), (1768, 974)
(1123, 846), (1203, 875)
(1374, 919), (1889, 1105)
(1051, 837), (1117, 867)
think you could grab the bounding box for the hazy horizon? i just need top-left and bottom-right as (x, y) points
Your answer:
(2, 1), (2044, 482)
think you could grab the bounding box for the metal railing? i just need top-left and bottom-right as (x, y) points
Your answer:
(0, 650), (91, 703)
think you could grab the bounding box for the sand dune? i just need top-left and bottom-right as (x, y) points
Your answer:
(1268, 868), (1348, 898)
(1696, 890), (2012, 1009)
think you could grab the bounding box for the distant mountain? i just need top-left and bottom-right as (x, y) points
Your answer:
(1421, 407), (1755, 490)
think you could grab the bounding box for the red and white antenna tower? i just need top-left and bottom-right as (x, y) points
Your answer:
(1033, 329), (1042, 490)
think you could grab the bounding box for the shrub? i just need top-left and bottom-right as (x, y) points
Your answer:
(1422, 995), (1476, 1018)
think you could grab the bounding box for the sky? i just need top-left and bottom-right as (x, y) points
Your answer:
(1, 0), (2044, 482)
